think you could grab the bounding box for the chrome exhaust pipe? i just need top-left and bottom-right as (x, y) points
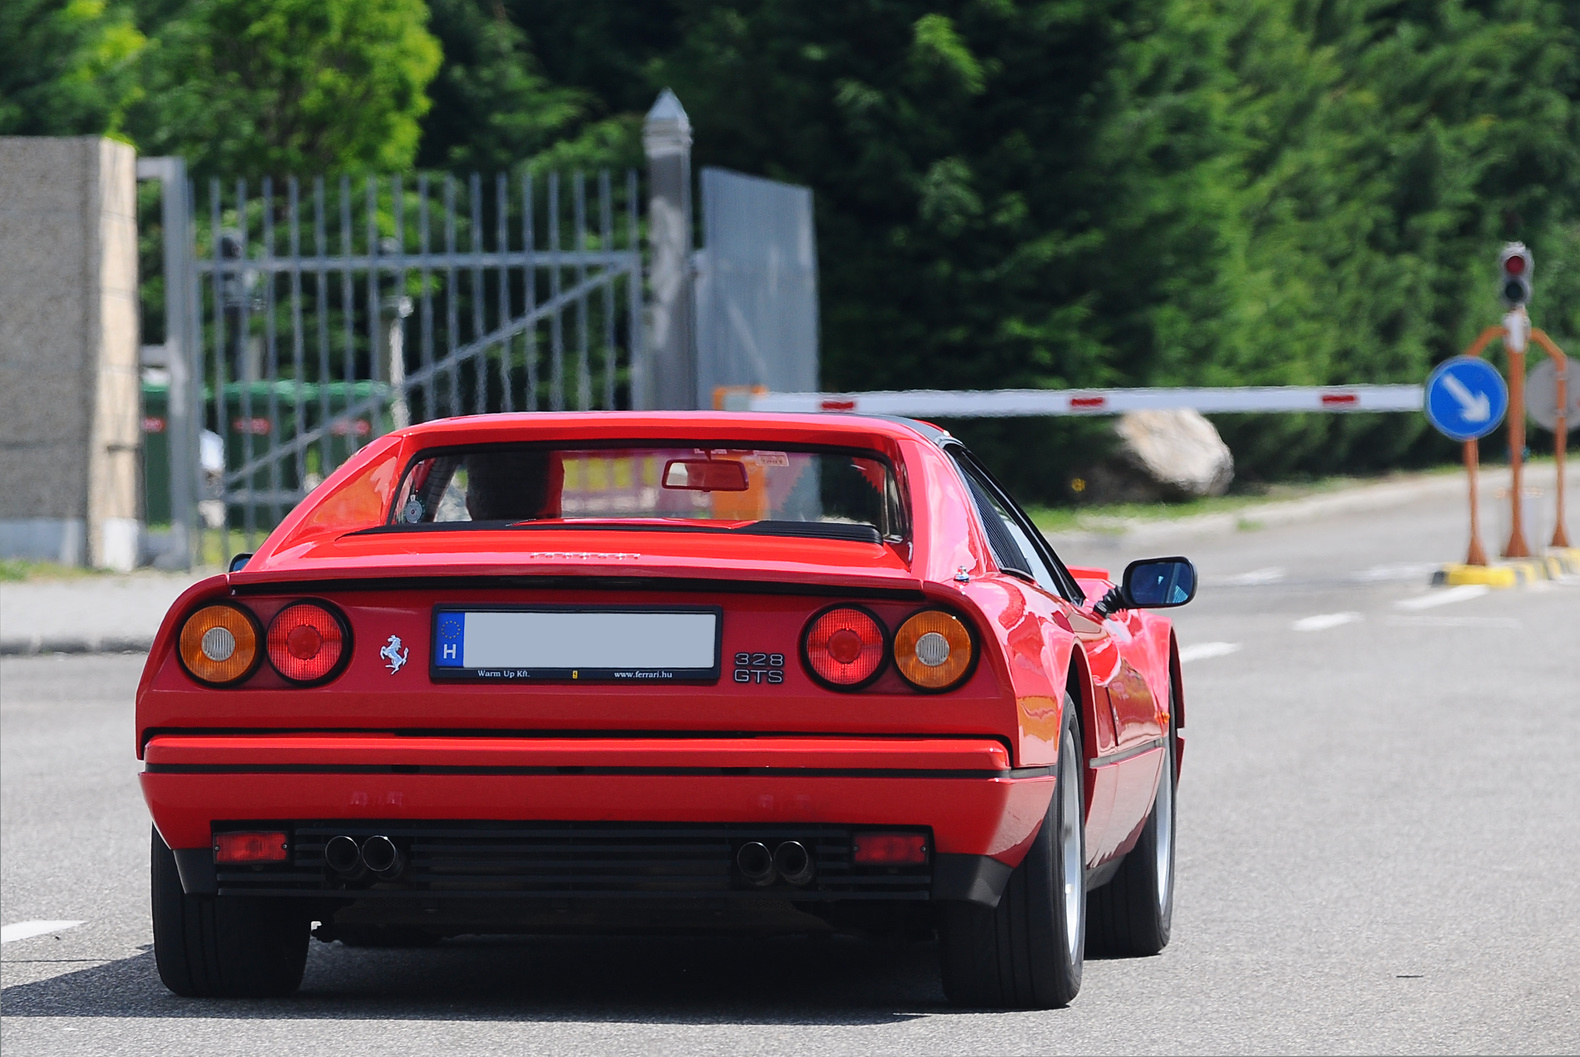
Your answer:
(359, 834), (404, 879)
(324, 834), (363, 877)
(736, 841), (776, 886)
(773, 840), (815, 886)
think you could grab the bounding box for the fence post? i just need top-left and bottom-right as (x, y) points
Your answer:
(137, 157), (197, 569)
(642, 89), (696, 410)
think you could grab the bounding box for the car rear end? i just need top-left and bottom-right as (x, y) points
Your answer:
(136, 417), (1057, 985)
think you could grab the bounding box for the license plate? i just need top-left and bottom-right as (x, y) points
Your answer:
(430, 607), (722, 682)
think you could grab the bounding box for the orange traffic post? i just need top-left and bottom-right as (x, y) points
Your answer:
(1530, 328), (1570, 547)
(1457, 325), (1503, 566)
(1464, 439), (1488, 565)
(1505, 334), (1530, 559)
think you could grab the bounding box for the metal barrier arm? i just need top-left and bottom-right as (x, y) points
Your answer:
(730, 385), (1426, 417)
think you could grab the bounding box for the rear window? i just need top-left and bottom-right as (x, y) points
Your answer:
(385, 444), (907, 543)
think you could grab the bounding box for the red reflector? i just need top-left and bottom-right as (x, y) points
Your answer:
(821, 399), (857, 412)
(1070, 396), (1106, 409)
(853, 832), (929, 865)
(214, 831), (288, 863)
(266, 602), (345, 683)
(1320, 392), (1358, 406)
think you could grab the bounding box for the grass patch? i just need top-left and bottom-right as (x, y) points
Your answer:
(0, 559), (113, 582)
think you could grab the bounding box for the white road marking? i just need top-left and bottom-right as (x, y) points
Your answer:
(1386, 615), (1523, 629)
(1351, 562), (1439, 583)
(1, 920), (84, 944)
(1179, 641), (1241, 663)
(1223, 567), (1285, 586)
(1395, 585), (1491, 610)
(1292, 612), (1362, 632)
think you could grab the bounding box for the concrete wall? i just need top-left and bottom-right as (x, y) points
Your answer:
(0, 137), (141, 569)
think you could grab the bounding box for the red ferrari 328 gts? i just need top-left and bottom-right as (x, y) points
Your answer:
(136, 412), (1195, 1008)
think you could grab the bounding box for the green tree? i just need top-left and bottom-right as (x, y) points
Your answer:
(416, 0), (638, 173)
(0, 0), (146, 137)
(130, 0), (442, 175)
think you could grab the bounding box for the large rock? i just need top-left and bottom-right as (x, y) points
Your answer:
(1082, 409), (1234, 503)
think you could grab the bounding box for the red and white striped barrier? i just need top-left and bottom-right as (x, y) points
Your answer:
(721, 385), (1424, 418)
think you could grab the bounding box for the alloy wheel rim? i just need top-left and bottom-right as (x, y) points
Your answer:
(1060, 730), (1083, 959)
(1154, 736), (1174, 913)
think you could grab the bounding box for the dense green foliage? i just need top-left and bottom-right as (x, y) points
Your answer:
(5, 0), (1579, 493)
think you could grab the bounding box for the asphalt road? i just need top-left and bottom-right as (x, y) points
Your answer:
(3, 485), (1577, 1055)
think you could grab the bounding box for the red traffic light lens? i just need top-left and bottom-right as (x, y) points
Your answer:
(1504, 254), (1527, 276)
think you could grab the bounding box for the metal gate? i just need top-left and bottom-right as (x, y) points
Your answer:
(151, 167), (644, 556)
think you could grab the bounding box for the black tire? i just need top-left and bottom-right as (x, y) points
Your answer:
(1087, 676), (1177, 958)
(151, 827), (309, 997)
(940, 699), (1085, 1009)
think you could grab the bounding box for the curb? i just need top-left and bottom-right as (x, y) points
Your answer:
(0, 636), (153, 657)
(1432, 548), (1580, 588)
(1044, 464), (1579, 551)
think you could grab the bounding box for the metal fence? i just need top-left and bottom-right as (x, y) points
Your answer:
(168, 168), (643, 551)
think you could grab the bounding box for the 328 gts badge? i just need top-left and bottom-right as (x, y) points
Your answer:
(733, 652), (784, 684)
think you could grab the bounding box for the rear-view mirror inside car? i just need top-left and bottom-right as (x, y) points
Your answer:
(662, 459), (750, 492)
(1123, 557), (1198, 608)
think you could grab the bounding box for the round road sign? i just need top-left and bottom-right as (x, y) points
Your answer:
(1425, 356), (1508, 442)
(1525, 358), (1579, 431)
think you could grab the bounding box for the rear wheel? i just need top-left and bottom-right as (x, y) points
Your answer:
(1087, 678), (1176, 957)
(940, 700), (1085, 1008)
(151, 827), (309, 997)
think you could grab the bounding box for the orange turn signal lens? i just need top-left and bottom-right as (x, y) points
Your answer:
(177, 604), (261, 686)
(893, 609), (974, 691)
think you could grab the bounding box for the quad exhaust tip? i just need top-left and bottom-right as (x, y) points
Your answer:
(736, 841), (775, 886)
(360, 835), (404, 878)
(735, 840), (816, 887)
(324, 834), (362, 877)
(324, 834), (405, 880)
(773, 840), (815, 886)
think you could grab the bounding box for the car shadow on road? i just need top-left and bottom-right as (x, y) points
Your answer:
(1, 933), (943, 1024)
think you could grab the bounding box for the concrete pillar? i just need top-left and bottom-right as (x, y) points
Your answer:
(642, 90), (697, 410)
(0, 137), (142, 569)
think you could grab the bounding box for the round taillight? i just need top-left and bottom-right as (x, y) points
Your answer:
(801, 606), (887, 689)
(178, 604), (261, 686)
(266, 602), (347, 684)
(894, 609), (975, 691)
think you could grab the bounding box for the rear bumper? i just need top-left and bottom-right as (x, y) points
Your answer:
(142, 734), (1052, 906)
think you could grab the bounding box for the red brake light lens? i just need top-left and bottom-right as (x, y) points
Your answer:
(801, 606), (887, 689)
(266, 602), (346, 683)
(214, 831), (288, 863)
(854, 832), (929, 865)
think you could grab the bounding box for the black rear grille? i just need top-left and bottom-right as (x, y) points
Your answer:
(214, 822), (931, 900)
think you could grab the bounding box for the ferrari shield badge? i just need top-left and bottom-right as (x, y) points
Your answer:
(380, 635), (409, 674)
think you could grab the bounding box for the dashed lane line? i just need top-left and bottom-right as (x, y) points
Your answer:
(1, 921), (84, 944)
(1292, 612), (1362, 632)
(1395, 585), (1491, 610)
(1179, 642), (1241, 663)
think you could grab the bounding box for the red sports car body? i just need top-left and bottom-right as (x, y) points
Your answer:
(137, 412), (1194, 1007)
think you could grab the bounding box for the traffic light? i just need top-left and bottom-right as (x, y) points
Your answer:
(1498, 242), (1533, 307)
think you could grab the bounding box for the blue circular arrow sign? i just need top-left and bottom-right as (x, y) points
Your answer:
(1425, 356), (1508, 442)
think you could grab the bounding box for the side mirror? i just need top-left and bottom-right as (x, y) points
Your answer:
(228, 552), (253, 573)
(1093, 556), (1196, 616)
